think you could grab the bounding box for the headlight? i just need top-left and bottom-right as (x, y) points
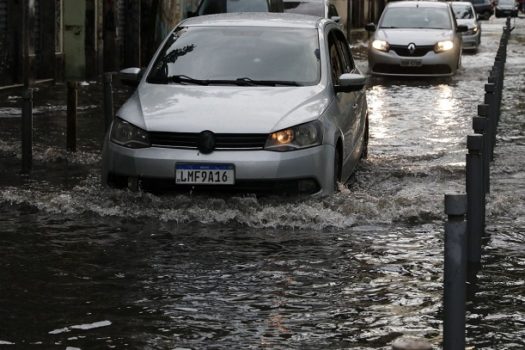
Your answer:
(434, 40), (454, 53)
(265, 121), (323, 152)
(110, 117), (150, 148)
(472, 25), (479, 33)
(372, 40), (390, 52)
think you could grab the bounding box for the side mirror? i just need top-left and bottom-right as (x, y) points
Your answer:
(331, 16), (341, 23)
(457, 24), (469, 33)
(335, 73), (366, 93)
(119, 67), (142, 86)
(365, 23), (376, 32)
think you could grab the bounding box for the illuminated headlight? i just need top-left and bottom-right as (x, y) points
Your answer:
(265, 121), (323, 152)
(472, 25), (479, 33)
(372, 40), (390, 52)
(434, 40), (454, 53)
(110, 117), (150, 148)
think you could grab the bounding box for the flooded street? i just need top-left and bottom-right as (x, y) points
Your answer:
(1, 17), (524, 349)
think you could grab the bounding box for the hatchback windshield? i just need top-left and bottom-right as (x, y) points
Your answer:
(380, 7), (452, 29)
(198, 0), (269, 15)
(147, 26), (321, 86)
(452, 4), (475, 19)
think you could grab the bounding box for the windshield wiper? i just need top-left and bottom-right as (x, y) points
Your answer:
(233, 77), (301, 86)
(169, 75), (209, 85)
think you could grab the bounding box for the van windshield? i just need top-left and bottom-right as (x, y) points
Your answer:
(380, 7), (452, 29)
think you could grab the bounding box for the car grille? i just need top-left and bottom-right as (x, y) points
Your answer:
(390, 45), (434, 57)
(373, 64), (452, 75)
(138, 177), (321, 195)
(148, 132), (268, 150)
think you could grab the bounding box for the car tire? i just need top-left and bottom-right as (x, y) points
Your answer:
(334, 147), (341, 192)
(361, 118), (369, 159)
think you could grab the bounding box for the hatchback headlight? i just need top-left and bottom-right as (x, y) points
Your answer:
(372, 39), (390, 52)
(110, 117), (150, 148)
(434, 40), (454, 52)
(265, 121), (323, 152)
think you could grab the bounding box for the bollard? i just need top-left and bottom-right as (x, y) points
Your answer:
(103, 72), (114, 132)
(475, 107), (491, 193)
(466, 135), (485, 264)
(67, 81), (78, 152)
(484, 83), (497, 159)
(443, 194), (467, 350)
(21, 88), (33, 174)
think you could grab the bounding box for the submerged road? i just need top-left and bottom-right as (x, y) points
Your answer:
(0, 16), (524, 349)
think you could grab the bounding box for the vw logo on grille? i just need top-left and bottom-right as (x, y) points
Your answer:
(198, 130), (216, 154)
(407, 43), (416, 55)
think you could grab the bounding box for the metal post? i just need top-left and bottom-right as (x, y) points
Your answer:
(21, 88), (33, 174)
(67, 81), (78, 152)
(466, 135), (485, 264)
(474, 108), (490, 194)
(104, 72), (114, 132)
(484, 83), (497, 160)
(444, 194), (467, 350)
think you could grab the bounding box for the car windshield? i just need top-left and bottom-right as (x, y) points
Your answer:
(497, 0), (514, 5)
(198, 0), (269, 15)
(452, 4), (475, 19)
(147, 26), (321, 86)
(380, 7), (452, 29)
(283, 1), (324, 17)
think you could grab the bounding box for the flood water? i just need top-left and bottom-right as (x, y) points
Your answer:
(1, 17), (524, 349)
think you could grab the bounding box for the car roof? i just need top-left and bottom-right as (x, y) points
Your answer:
(180, 12), (323, 29)
(387, 1), (451, 8)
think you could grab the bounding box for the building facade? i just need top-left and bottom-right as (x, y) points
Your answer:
(0, 0), (386, 89)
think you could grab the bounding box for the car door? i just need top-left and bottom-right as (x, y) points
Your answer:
(327, 28), (363, 177)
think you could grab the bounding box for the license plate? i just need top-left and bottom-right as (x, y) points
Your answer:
(175, 164), (235, 185)
(400, 59), (422, 67)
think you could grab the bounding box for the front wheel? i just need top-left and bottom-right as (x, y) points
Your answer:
(333, 147), (341, 192)
(361, 118), (369, 159)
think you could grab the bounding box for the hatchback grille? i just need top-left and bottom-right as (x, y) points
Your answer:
(148, 132), (268, 149)
(390, 45), (434, 57)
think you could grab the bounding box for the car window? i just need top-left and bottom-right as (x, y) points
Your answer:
(147, 26), (321, 85)
(198, 0), (269, 15)
(328, 4), (339, 18)
(334, 31), (355, 73)
(452, 4), (475, 19)
(380, 7), (453, 29)
(283, 1), (325, 17)
(328, 32), (344, 84)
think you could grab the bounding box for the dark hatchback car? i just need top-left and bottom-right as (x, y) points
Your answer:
(469, 0), (494, 19)
(189, 0), (284, 16)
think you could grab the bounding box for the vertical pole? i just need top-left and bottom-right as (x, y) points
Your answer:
(483, 83), (496, 160)
(21, 89), (33, 174)
(124, 0), (141, 68)
(473, 109), (490, 194)
(39, 0), (57, 80)
(104, 72), (115, 132)
(443, 194), (467, 350)
(22, 0), (36, 86)
(466, 135), (485, 264)
(67, 81), (78, 152)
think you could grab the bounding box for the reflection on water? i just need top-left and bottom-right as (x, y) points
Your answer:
(0, 17), (524, 350)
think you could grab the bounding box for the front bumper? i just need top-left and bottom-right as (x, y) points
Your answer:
(102, 139), (336, 196)
(368, 46), (460, 77)
(461, 32), (481, 50)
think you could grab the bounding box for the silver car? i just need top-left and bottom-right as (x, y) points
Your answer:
(450, 1), (481, 51)
(102, 13), (369, 196)
(365, 1), (468, 77)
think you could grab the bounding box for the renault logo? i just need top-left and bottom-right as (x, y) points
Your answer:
(198, 130), (216, 154)
(408, 43), (416, 55)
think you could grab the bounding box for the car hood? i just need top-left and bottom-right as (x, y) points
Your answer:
(375, 28), (455, 45)
(116, 83), (330, 134)
(456, 19), (477, 29)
